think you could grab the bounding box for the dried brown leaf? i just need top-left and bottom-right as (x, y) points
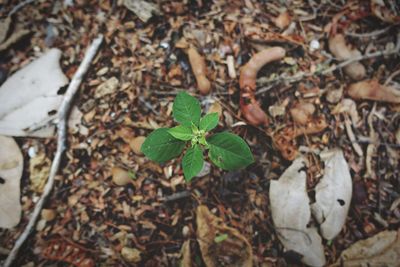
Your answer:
(329, 34), (366, 80)
(347, 79), (400, 103)
(330, 230), (400, 267)
(196, 205), (253, 267)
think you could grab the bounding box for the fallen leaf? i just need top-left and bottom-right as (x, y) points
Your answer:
(0, 135), (23, 228)
(112, 167), (132, 186)
(68, 106), (84, 134)
(123, 0), (160, 23)
(273, 11), (291, 29)
(29, 153), (51, 193)
(332, 99), (361, 126)
(196, 205), (253, 267)
(95, 77), (119, 98)
(371, 0), (400, 23)
(290, 102), (316, 125)
(207, 101), (223, 118)
(180, 240), (192, 267)
(121, 247), (141, 263)
(0, 49), (68, 137)
(129, 136), (145, 155)
(269, 157), (326, 266)
(347, 79), (400, 103)
(329, 34), (366, 80)
(41, 209), (57, 221)
(311, 149), (352, 240)
(330, 229), (400, 267)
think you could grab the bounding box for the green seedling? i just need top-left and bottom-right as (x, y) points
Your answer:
(214, 233), (229, 243)
(141, 92), (254, 182)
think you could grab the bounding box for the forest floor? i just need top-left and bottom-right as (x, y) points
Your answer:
(1, 0), (400, 266)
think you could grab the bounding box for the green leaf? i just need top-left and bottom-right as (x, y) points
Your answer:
(199, 112), (219, 132)
(141, 128), (185, 163)
(182, 144), (204, 182)
(207, 132), (254, 171)
(168, 125), (193, 141)
(214, 233), (228, 243)
(173, 92), (201, 127)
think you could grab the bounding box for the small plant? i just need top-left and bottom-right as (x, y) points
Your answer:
(141, 92), (254, 181)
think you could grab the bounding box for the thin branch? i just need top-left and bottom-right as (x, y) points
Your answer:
(3, 34), (103, 267)
(321, 33), (400, 75)
(258, 33), (400, 86)
(344, 25), (392, 38)
(8, 0), (35, 16)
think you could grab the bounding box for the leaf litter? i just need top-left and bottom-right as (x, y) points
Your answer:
(0, 0), (400, 266)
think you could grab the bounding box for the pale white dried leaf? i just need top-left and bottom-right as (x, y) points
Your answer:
(123, 0), (160, 23)
(0, 49), (68, 137)
(269, 157), (326, 267)
(311, 149), (352, 240)
(0, 135), (23, 228)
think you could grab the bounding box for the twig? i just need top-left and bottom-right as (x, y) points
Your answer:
(3, 34), (103, 267)
(344, 26), (392, 38)
(321, 33), (400, 75)
(258, 33), (400, 86)
(384, 68), (400, 86)
(344, 115), (363, 157)
(8, 0), (35, 16)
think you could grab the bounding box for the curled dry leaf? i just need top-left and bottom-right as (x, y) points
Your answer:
(41, 209), (57, 222)
(95, 77), (119, 98)
(269, 158), (326, 267)
(188, 46), (211, 95)
(328, 34), (366, 80)
(273, 11), (291, 29)
(207, 101), (223, 118)
(0, 49), (68, 137)
(121, 247), (141, 264)
(273, 116), (328, 160)
(347, 79), (400, 103)
(42, 238), (95, 267)
(180, 240), (192, 267)
(0, 135), (23, 228)
(290, 102), (316, 125)
(332, 98), (361, 126)
(239, 47), (286, 126)
(330, 230), (400, 267)
(371, 0), (400, 23)
(129, 136), (146, 155)
(196, 205), (253, 267)
(311, 149), (352, 240)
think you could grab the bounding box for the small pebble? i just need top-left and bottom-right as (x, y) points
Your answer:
(28, 146), (37, 158)
(310, 39), (320, 52)
(182, 225), (190, 237)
